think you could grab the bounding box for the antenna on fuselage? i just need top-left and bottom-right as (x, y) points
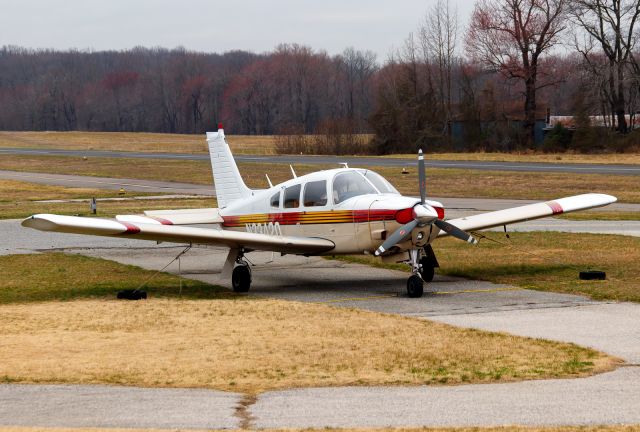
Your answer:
(265, 174), (274, 188)
(339, 162), (349, 168)
(289, 165), (297, 179)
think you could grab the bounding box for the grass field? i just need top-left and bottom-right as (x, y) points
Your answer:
(0, 155), (637, 203)
(0, 253), (616, 393)
(0, 179), (151, 202)
(0, 253), (227, 303)
(559, 211), (640, 221)
(2, 131), (640, 164)
(0, 131), (277, 155)
(338, 232), (640, 303)
(2, 195), (216, 220)
(0, 179), (217, 219)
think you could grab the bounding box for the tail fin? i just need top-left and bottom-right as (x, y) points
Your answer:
(207, 126), (252, 208)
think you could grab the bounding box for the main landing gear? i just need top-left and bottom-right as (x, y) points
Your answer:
(232, 263), (251, 293)
(405, 245), (438, 298)
(225, 248), (252, 293)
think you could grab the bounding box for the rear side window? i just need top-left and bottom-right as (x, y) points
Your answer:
(283, 184), (301, 208)
(270, 192), (280, 208)
(303, 180), (327, 207)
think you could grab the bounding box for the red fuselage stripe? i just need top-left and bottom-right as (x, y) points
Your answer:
(221, 207), (445, 227)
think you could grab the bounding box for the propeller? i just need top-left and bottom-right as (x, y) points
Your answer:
(374, 149), (477, 256)
(434, 219), (478, 244)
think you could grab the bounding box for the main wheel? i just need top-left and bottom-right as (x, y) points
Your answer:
(232, 265), (251, 293)
(406, 275), (424, 298)
(419, 257), (435, 282)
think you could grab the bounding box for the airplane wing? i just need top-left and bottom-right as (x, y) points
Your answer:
(115, 208), (224, 225)
(21, 214), (335, 255)
(437, 193), (617, 236)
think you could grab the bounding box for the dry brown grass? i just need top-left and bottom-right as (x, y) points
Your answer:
(2, 131), (640, 165)
(558, 211), (640, 221)
(0, 297), (615, 393)
(0, 155), (213, 184)
(0, 179), (140, 202)
(0, 155), (636, 202)
(435, 232), (640, 303)
(368, 166), (640, 203)
(2, 197), (216, 220)
(0, 253), (227, 304)
(391, 152), (640, 164)
(0, 179), (214, 219)
(0, 131), (276, 155)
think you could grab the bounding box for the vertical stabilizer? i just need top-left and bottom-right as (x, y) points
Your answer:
(207, 126), (252, 208)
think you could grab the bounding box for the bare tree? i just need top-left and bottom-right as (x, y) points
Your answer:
(419, 0), (458, 138)
(338, 47), (377, 130)
(467, 0), (567, 145)
(569, 0), (640, 133)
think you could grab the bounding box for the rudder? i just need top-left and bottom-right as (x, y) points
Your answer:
(207, 126), (252, 208)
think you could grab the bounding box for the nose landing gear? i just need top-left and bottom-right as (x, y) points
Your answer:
(405, 245), (438, 298)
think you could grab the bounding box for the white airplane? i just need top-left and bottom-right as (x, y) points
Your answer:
(22, 126), (617, 298)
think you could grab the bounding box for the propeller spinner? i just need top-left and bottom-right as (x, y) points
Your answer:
(374, 149), (477, 256)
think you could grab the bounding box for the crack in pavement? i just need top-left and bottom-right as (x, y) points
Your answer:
(235, 394), (257, 429)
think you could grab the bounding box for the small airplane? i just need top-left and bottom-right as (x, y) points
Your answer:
(22, 126), (617, 298)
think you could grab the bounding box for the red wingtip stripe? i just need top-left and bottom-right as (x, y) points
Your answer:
(546, 201), (564, 215)
(120, 222), (141, 234)
(150, 217), (173, 225)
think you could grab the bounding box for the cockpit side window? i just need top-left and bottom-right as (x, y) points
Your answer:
(332, 171), (377, 204)
(283, 184), (301, 208)
(270, 191), (280, 208)
(303, 180), (327, 207)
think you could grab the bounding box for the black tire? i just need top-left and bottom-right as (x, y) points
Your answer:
(407, 275), (424, 298)
(579, 270), (606, 280)
(419, 257), (435, 282)
(116, 289), (146, 300)
(232, 265), (251, 293)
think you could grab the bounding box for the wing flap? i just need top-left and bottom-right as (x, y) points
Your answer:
(22, 214), (334, 254)
(438, 193), (617, 235)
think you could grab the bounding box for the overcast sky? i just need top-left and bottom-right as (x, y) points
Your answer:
(0, 0), (475, 60)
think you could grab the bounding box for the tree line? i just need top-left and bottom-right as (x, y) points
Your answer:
(2, 0), (640, 154)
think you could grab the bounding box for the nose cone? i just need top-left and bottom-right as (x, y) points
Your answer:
(412, 204), (438, 223)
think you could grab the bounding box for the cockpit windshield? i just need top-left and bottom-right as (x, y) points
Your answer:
(332, 171), (377, 204)
(359, 170), (400, 194)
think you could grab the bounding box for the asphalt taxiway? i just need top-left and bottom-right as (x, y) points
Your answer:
(1, 219), (639, 428)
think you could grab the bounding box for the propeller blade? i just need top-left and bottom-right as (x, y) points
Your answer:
(375, 219), (419, 256)
(418, 149), (426, 204)
(434, 219), (478, 245)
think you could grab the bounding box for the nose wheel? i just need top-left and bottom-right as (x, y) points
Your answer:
(404, 247), (436, 298)
(406, 274), (424, 298)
